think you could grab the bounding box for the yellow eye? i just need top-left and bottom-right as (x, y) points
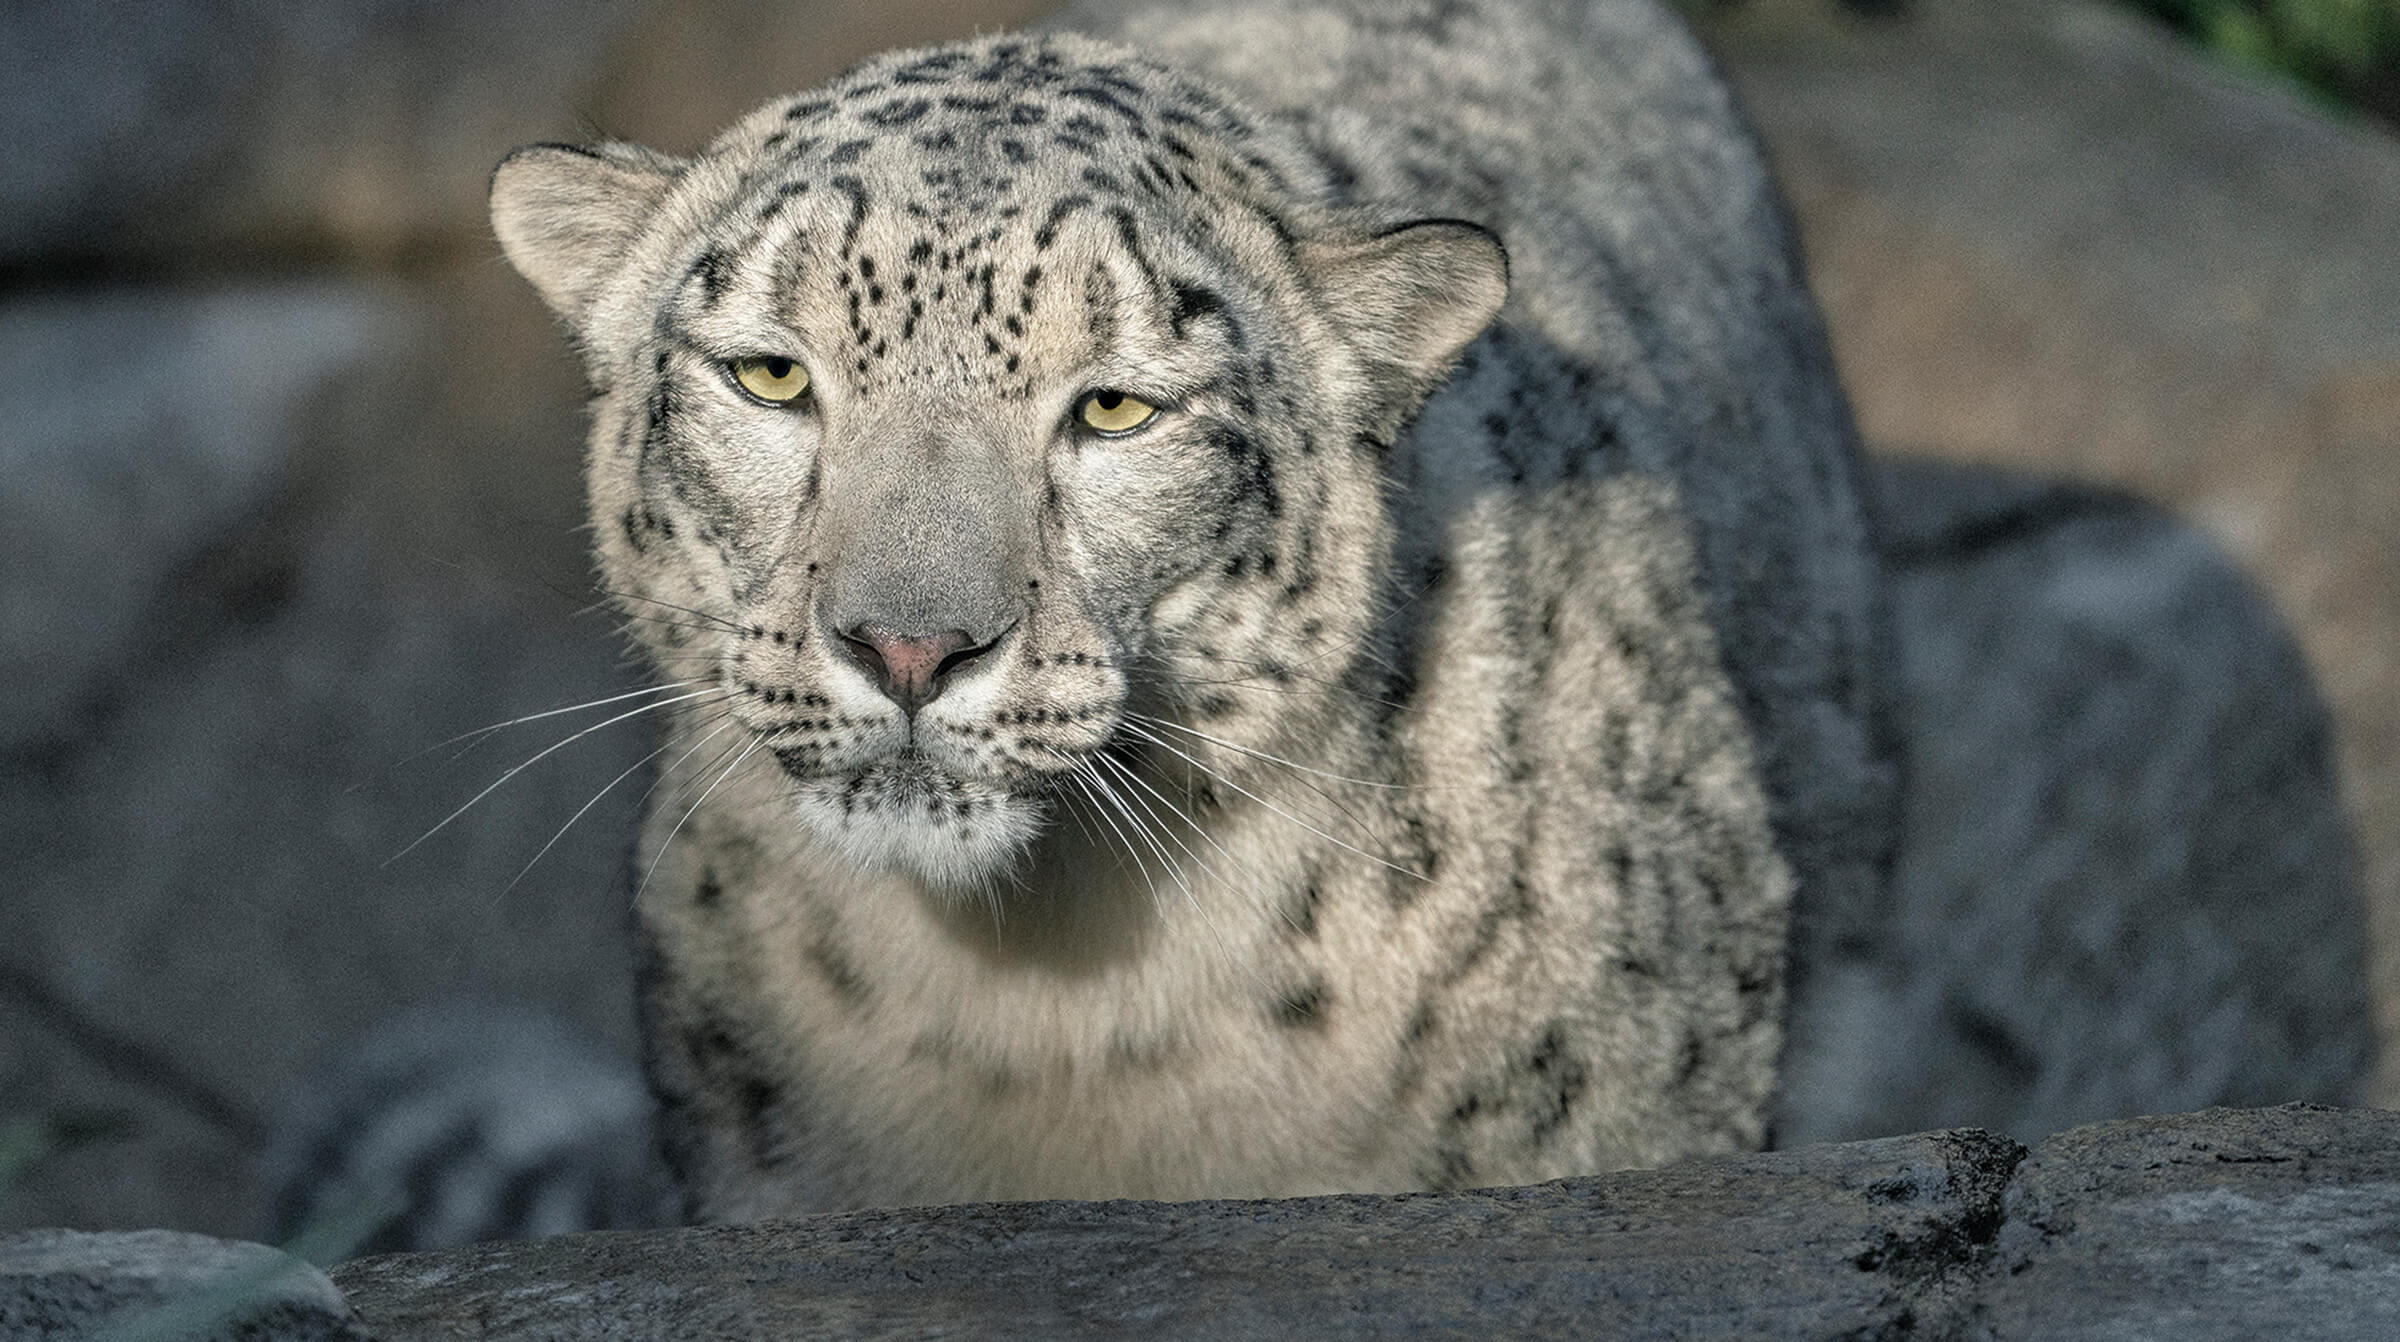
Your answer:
(731, 356), (809, 404)
(1077, 389), (1159, 435)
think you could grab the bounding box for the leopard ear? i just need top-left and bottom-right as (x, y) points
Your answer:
(490, 142), (684, 325)
(1300, 217), (1509, 409)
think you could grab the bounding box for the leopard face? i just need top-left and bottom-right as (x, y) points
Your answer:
(493, 35), (1504, 889)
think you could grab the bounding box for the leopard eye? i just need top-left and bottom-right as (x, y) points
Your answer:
(730, 355), (810, 405)
(1076, 389), (1159, 436)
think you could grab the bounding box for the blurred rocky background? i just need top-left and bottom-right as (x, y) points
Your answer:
(1, 0), (2393, 1246)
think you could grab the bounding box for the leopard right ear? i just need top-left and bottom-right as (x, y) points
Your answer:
(490, 142), (684, 325)
(1297, 216), (1509, 439)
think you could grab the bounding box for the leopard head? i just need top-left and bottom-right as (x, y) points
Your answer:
(491, 33), (1505, 890)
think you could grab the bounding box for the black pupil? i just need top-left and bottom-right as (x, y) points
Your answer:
(1095, 391), (1123, 411)
(764, 358), (792, 379)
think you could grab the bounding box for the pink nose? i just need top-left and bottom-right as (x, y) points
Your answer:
(838, 625), (979, 714)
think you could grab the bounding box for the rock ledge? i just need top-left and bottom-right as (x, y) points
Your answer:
(319, 1103), (2389, 1340)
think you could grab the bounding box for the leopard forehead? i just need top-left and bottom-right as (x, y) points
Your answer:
(716, 33), (1268, 218)
(649, 34), (1303, 392)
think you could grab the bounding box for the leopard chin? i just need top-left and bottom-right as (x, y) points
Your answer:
(785, 757), (1047, 893)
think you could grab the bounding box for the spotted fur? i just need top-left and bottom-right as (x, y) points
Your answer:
(489, 0), (1885, 1215)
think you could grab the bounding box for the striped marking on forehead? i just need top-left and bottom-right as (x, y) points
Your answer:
(677, 161), (1257, 345)
(662, 40), (1311, 317)
(743, 37), (1274, 196)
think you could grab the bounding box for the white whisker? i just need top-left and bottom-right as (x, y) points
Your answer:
(384, 686), (731, 867)
(1094, 750), (1208, 894)
(1046, 767), (1107, 854)
(495, 702), (741, 897)
(584, 587), (745, 633)
(1129, 712), (1417, 791)
(1118, 721), (1426, 885)
(634, 734), (766, 904)
(1094, 750), (1266, 989)
(432, 679), (713, 763)
(1068, 759), (1162, 905)
(631, 713), (745, 814)
(500, 741), (672, 897)
(1117, 716), (1377, 839)
(344, 679), (710, 792)
(1095, 746), (1258, 897)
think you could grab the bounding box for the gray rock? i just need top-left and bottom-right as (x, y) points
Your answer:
(0, 0), (1059, 270)
(1701, 0), (2400, 1099)
(0, 285), (402, 753)
(0, 549), (654, 1240)
(0, 253), (642, 1245)
(0, 0), (636, 267)
(332, 1127), (2023, 1339)
(1779, 460), (2370, 1147)
(323, 1105), (2400, 1339)
(0, 1227), (362, 1341)
(1973, 1104), (2400, 1341)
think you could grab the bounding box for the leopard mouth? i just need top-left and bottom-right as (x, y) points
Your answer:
(811, 747), (948, 808)
(859, 747), (953, 802)
(781, 751), (1051, 888)
(744, 682), (1108, 885)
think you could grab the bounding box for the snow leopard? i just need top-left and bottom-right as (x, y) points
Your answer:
(268, 0), (2365, 1242)
(481, 0), (1886, 1217)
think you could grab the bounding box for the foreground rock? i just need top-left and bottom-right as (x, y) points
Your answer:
(12, 1107), (2383, 1337)
(321, 1105), (2397, 1341)
(334, 1127), (2018, 1339)
(0, 1228), (362, 1341)
(1975, 1105), (2400, 1341)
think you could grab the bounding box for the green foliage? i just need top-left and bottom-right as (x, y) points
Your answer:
(2129, 0), (2400, 115)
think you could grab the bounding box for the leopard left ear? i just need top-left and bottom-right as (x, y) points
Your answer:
(491, 141), (685, 328)
(1299, 217), (1509, 406)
